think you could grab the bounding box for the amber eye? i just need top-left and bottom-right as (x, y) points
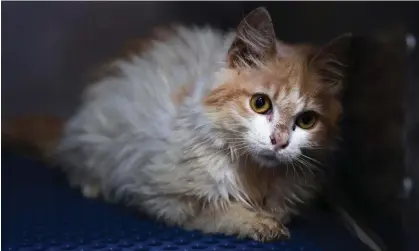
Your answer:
(296, 111), (318, 129)
(250, 94), (272, 114)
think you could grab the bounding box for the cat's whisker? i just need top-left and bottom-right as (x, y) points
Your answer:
(232, 141), (249, 146)
(230, 142), (248, 150)
(296, 156), (314, 169)
(294, 161), (303, 177)
(233, 145), (250, 151)
(244, 152), (250, 168)
(287, 157), (297, 180)
(234, 146), (252, 154)
(223, 128), (246, 134)
(203, 151), (232, 162)
(288, 159), (295, 179)
(299, 153), (323, 166)
(226, 140), (249, 145)
(238, 150), (252, 160)
(295, 158), (315, 177)
(304, 147), (328, 151)
(304, 146), (327, 150)
(301, 161), (322, 172)
(186, 139), (215, 151)
(295, 159), (304, 180)
(223, 137), (247, 140)
(298, 156), (323, 173)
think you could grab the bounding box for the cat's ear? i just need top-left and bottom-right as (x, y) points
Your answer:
(311, 33), (353, 95)
(227, 7), (277, 68)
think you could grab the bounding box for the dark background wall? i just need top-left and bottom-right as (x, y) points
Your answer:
(2, 2), (418, 251)
(2, 2), (417, 119)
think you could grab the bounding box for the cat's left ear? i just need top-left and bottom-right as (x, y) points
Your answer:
(227, 7), (277, 68)
(311, 33), (353, 95)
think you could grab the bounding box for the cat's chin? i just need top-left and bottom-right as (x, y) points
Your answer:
(252, 149), (299, 168)
(254, 157), (281, 168)
(252, 151), (282, 168)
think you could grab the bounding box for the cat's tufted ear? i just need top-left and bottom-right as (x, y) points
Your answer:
(227, 7), (277, 68)
(311, 33), (353, 95)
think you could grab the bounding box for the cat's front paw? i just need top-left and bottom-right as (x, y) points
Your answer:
(248, 215), (290, 242)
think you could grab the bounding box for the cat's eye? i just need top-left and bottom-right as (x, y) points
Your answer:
(295, 111), (318, 129)
(250, 94), (272, 114)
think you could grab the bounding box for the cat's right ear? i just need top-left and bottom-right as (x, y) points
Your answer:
(227, 7), (277, 69)
(310, 33), (353, 95)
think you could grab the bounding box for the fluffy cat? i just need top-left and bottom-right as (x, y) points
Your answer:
(7, 7), (351, 241)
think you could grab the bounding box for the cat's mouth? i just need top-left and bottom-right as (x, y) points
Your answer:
(253, 148), (299, 167)
(259, 151), (277, 161)
(254, 150), (282, 166)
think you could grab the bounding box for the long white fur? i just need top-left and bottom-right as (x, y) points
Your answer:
(56, 26), (316, 227)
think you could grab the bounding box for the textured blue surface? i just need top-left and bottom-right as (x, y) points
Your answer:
(2, 151), (369, 251)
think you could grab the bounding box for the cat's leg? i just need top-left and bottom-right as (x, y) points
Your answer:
(140, 195), (201, 227)
(185, 202), (290, 242)
(265, 197), (295, 225)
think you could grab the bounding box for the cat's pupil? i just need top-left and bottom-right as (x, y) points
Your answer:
(255, 97), (265, 108)
(302, 115), (312, 124)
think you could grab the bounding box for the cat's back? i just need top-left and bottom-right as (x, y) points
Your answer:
(59, 26), (233, 170)
(66, 26), (233, 138)
(85, 26), (233, 106)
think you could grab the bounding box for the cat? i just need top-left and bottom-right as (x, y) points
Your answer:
(3, 7), (351, 242)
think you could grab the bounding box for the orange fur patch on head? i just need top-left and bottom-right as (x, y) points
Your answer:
(216, 6), (349, 135)
(204, 44), (344, 149)
(206, 54), (318, 109)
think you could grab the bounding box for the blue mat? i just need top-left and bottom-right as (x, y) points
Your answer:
(2, 151), (369, 251)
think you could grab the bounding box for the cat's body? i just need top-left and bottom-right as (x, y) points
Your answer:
(54, 8), (349, 241)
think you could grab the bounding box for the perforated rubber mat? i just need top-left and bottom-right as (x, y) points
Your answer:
(2, 151), (369, 251)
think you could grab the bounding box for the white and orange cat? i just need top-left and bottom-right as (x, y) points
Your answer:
(5, 7), (352, 242)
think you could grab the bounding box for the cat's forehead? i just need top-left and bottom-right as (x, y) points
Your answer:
(243, 59), (323, 112)
(245, 59), (315, 97)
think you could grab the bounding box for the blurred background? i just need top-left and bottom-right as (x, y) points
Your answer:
(2, 2), (418, 251)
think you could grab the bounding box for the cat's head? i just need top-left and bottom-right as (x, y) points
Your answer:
(204, 7), (351, 167)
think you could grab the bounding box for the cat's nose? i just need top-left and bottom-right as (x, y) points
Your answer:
(270, 133), (289, 150)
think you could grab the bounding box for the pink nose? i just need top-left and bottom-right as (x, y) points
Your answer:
(270, 132), (289, 149)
